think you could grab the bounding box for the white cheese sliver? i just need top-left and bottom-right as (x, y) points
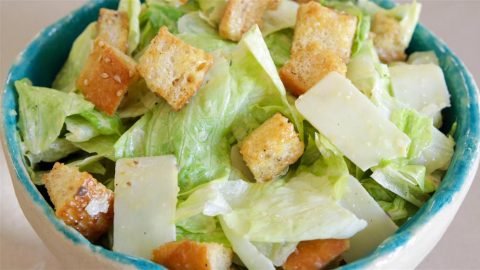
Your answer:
(340, 176), (398, 262)
(295, 72), (411, 171)
(113, 156), (179, 259)
(390, 64), (450, 117)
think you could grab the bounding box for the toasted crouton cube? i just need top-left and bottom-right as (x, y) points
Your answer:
(240, 113), (304, 182)
(97, 8), (129, 53)
(372, 12), (407, 63)
(291, 2), (357, 63)
(43, 163), (114, 242)
(283, 239), (350, 270)
(152, 240), (233, 270)
(219, 0), (272, 41)
(137, 27), (213, 111)
(77, 38), (138, 116)
(280, 45), (347, 96)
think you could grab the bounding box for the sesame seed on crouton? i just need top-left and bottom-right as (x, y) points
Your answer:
(43, 163), (114, 242)
(76, 38), (138, 116)
(240, 113), (304, 182)
(137, 27), (213, 111)
(152, 240), (233, 270)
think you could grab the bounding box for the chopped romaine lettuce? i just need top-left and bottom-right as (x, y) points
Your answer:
(26, 138), (78, 165)
(117, 80), (160, 118)
(52, 23), (97, 92)
(16, 79), (93, 155)
(264, 29), (293, 68)
(72, 135), (118, 161)
(118, 0), (141, 54)
(413, 128), (455, 173)
(261, 0), (299, 36)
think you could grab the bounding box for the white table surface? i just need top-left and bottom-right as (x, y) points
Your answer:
(1, 1), (479, 269)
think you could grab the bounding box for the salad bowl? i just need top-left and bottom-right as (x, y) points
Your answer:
(1, 0), (479, 269)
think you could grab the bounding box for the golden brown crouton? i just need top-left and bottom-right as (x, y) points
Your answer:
(280, 45), (347, 96)
(291, 2), (357, 63)
(295, 0), (313, 3)
(240, 113), (304, 182)
(137, 27), (213, 111)
(97, 8), (129, 53)
(43, 163), (114, 242)
(77, 38), (138, 115)
(152, 240), (233, 270)
(268, 0), (281, 10)
(219, 0), (272, 41)
(283, 239), (350, 270)
(371, 12), (407, 63)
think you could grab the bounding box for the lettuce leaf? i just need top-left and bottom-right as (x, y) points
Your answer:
(265, 29), (293, 68)
(52, 23), (97, 92)
(16, 79), (94, 155)
(73, 135), (118, 161)
(25, 138), (78, 165)
(390, 108), (433, 159)
(117, 80), (160, 118)
(118, 0), (142, 55)
(176, 215), (230, 246)
(261, 0), (299, 36)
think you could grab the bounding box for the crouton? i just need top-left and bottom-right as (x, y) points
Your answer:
(371, 12), (407, 63)
(137, 27), (213, 111)
(295, 0), (313, 3)
(43, 163), (114, 242)
(280, 45), (347, 96)
(283, 239), (350, 270)
(97, 8), (129, 53)
(240, 113), (304, 182)
(219, 0), (272, 41)
(76, 38), (138, 116)
(268, 0), (281, 10)
(152, 240), (233, 270)
(291, 2), (357, 63)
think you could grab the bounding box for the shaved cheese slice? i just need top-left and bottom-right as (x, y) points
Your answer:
(295, 72), (411, 170)
(340, 176), (398, 262)
(390, 64), (450, 117)
(113, 156), (179, 259)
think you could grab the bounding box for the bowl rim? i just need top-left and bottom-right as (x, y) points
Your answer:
(1, 0), (479, 269)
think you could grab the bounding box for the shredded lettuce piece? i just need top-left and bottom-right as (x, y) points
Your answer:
(26, 139), (78, 165)
(73, 135), (118, 161)
(197, 0), (227, 26)
(261, 0), (299, 36)
(52, 23), (97, 92)
(117, 80), (160, 118)
(264, 29), (293, 68)
(119, 0), (142, 55)
(16, 79), (94, 155)
(390, 108), (433, 159)
(176, 215), (230, 246)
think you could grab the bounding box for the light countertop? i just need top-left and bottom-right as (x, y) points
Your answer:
(1, 1), (479, 269)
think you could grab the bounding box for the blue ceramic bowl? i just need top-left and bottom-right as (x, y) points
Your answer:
(1, 0), (479, 269)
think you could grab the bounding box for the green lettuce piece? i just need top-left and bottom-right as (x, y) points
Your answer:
(68, 154), (107, 175)
(390, 108), (433, 159)
(178, 11), (218, 35)
(138, 2), (186, 52)
(16, 79), (94, 155)
(371, 163), (428, 207)
(413, 128), (455, 174)
(261, 0), (299, 36)
(176, 215), (230, 246)
(78, 110), (124, 135)
(179, 34), (236, 52)
(197, 0), (227, 25)
(73, 135), (118, 161)
(65, 116), (100, 142)
(117, 26), (297, 192)
(118, 0), (142, 55)
(26, 139), (79, 165)
(52, 23), (97, 92)
(117, 80), (160, 118)
(377, 197), (410, 221)
(265, 29), (293, 68)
